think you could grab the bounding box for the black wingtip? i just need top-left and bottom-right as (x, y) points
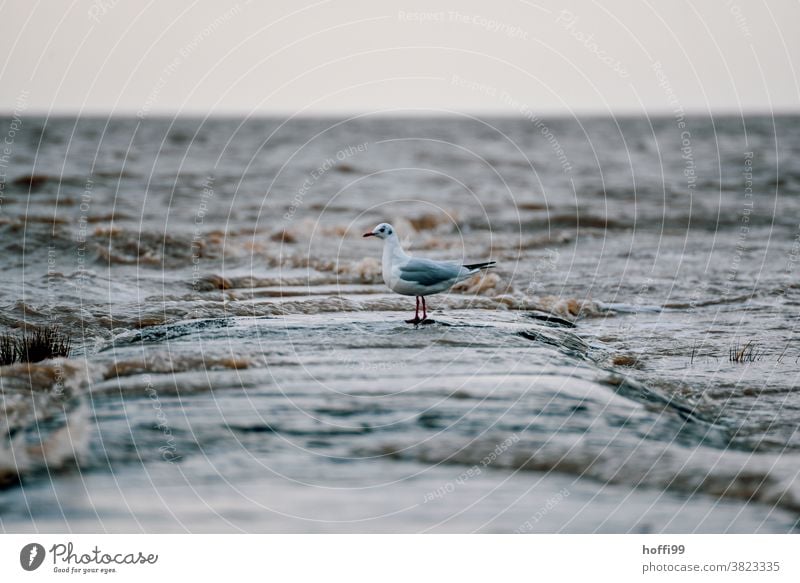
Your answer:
(463, 261), (496, 271)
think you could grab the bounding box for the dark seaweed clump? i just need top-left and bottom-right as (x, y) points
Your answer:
(0, 325), (71, 365)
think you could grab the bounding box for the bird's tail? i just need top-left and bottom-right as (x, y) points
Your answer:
(463, 260), (496, 271)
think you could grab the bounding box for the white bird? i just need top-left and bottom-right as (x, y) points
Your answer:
(363, 222), (496, 324)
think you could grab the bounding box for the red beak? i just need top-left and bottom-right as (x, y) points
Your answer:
(363, 232), (375, 237)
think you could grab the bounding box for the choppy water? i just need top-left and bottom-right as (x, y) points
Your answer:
(1, 115), (800, 532)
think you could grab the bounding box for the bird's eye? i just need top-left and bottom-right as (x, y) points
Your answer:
(379, 227), (385, 232)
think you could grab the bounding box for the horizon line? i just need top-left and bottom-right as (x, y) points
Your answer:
(1, 108), (799, 119)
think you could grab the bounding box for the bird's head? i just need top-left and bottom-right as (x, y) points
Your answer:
(363, 222), (395, 240)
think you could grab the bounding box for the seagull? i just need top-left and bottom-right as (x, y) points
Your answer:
(363, 222), (496, 324)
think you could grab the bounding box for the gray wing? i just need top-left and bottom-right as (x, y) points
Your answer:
(398, 257), (463, 286)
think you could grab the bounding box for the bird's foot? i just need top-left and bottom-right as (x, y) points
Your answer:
(405, 317), (422, 324)
(420, 318), (435, 325)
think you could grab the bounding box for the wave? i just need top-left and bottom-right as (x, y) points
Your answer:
(662, 294), (755, 309)
(0, 359), (95, 487)
(366, 433), (800, 514)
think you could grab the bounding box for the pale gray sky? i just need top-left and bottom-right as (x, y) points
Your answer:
(1, 0), (798, 115)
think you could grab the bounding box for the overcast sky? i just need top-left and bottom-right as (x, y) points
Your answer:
(1, 0), (798, 116)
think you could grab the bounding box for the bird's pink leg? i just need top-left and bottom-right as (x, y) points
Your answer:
(405, 296), (421, 324)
